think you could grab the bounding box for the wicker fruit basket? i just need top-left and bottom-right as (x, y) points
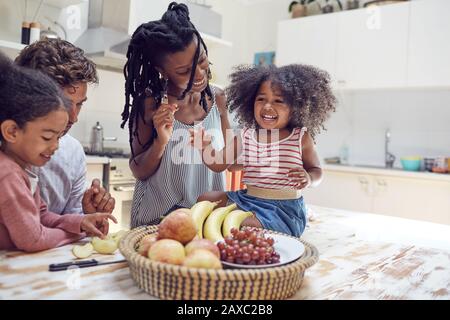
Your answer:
(119, 225), (319, 300)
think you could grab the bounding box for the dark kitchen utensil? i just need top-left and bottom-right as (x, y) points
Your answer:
(49, 259), (127, 272)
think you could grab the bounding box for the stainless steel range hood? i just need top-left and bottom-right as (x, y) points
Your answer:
(74, 26), (129, 56)
(73, 0), (223, 71)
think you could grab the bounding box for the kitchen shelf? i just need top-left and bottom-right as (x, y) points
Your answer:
(0, 40), (25, 51)
(0, 40), (26, 59)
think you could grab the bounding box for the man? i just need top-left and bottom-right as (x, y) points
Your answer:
(15, 39), (115, 218)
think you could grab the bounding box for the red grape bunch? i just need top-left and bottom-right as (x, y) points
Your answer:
(217, 227), (280, 265)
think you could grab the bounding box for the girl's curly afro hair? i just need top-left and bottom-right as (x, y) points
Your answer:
(226, 64), (336, 139)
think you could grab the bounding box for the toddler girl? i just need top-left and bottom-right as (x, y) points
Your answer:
(191, 64), (336, 237)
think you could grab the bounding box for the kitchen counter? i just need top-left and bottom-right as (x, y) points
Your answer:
(323, 164), (450, 182)
(85, 155), (111, 165)
(1, 206), (450, 300)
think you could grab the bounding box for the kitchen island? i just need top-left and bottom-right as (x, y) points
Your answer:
(1, 206), (449, 300)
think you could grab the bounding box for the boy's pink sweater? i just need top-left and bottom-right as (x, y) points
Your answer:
(0, 151), (85, 252)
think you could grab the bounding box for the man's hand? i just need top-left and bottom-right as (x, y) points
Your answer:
(287, 168), (312, 190)
(82, 179), (115, 214)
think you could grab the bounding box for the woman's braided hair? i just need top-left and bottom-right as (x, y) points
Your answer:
(121, 2), (212, 158)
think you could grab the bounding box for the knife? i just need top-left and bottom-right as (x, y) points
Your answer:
(49, 259), (127, 272)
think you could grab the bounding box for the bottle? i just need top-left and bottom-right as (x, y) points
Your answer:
(21, 22), (30, 44)
(90, 121), (104, 153)
(29, 22), (41, 44)
(340, 142), (349, 165)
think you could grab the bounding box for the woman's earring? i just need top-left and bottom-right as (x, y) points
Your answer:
(207, 68), (212, 81)
(144, 87), (153, 97)
(160, 76), (169, 104)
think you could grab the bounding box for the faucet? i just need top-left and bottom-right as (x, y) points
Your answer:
(385, 129), (396, 168)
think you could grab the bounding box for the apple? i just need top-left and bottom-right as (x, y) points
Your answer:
(185, 238), (220, 259)
(91, 237), (118, 254)
(183, 249), (223, 269)
(157, 208), (197, 245)
(72, 242), (94, 259)
(137, 233), (158, 257)
(148, 239), (186, 265)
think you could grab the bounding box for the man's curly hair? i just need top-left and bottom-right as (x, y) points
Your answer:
(14, 39), (98, 87)
(226, 64), (336, 139)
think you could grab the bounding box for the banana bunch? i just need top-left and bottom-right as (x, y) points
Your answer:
(190, 201), (253, 243)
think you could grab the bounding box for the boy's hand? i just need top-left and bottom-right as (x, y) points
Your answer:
(82, 179), (115, 214)
(189, 127), (212, 150)
(288, 168), (312, 189)
(81, 212), (117, 239)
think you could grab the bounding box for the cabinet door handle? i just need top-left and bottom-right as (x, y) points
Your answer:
(358, 176), (368, 184)
(358, 176), (370, 194)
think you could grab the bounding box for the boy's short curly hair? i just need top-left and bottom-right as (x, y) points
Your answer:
(14, 39), (98, 88)
(226, 64), (336, 139)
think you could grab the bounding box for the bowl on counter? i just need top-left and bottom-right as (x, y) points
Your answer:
(400, 156), (422, 171)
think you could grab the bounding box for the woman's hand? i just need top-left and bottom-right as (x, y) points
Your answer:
(152, 103), (178, 146)
(189, 127), (212, 150)
(80, 212), (117, 239)
(288, 167), (312, 190)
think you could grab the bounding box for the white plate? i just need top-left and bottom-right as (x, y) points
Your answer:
(221, 233), (305, 269)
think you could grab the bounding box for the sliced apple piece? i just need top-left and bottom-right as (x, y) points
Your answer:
(91, 237), (118, 254)
(72, 242), (94, 259)
(109, 230), (128, 245)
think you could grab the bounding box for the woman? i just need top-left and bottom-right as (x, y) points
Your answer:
(121, 2), (230, 227)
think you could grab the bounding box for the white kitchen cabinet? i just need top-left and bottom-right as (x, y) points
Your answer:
(276, 14), (338, 84)
(303, 170), (373, 213)
(86, 163), (105, 189)
(85, 156), (110, 188)
(335, 3), (409, 89)
(277, 1), (450, 89)
(407, 0), (450, 87)
(372, 175), (450, 225)
(304, 168), (450, 225)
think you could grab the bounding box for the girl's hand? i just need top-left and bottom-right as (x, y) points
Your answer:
(189, 127), (212, 150)
(81, 213), (117, 239)
(152, 103), (178, 146)
(288, 168), (312, 190)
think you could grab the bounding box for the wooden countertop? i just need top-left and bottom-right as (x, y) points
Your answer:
(1, 206), (449, 300)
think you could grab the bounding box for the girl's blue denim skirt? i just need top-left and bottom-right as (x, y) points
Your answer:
(226, 189), (307, 237)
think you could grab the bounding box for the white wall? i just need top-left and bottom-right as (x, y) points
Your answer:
(69, 68), (130, 152)
(317, 88), (450, 167)
(210, 0), (292, 66)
